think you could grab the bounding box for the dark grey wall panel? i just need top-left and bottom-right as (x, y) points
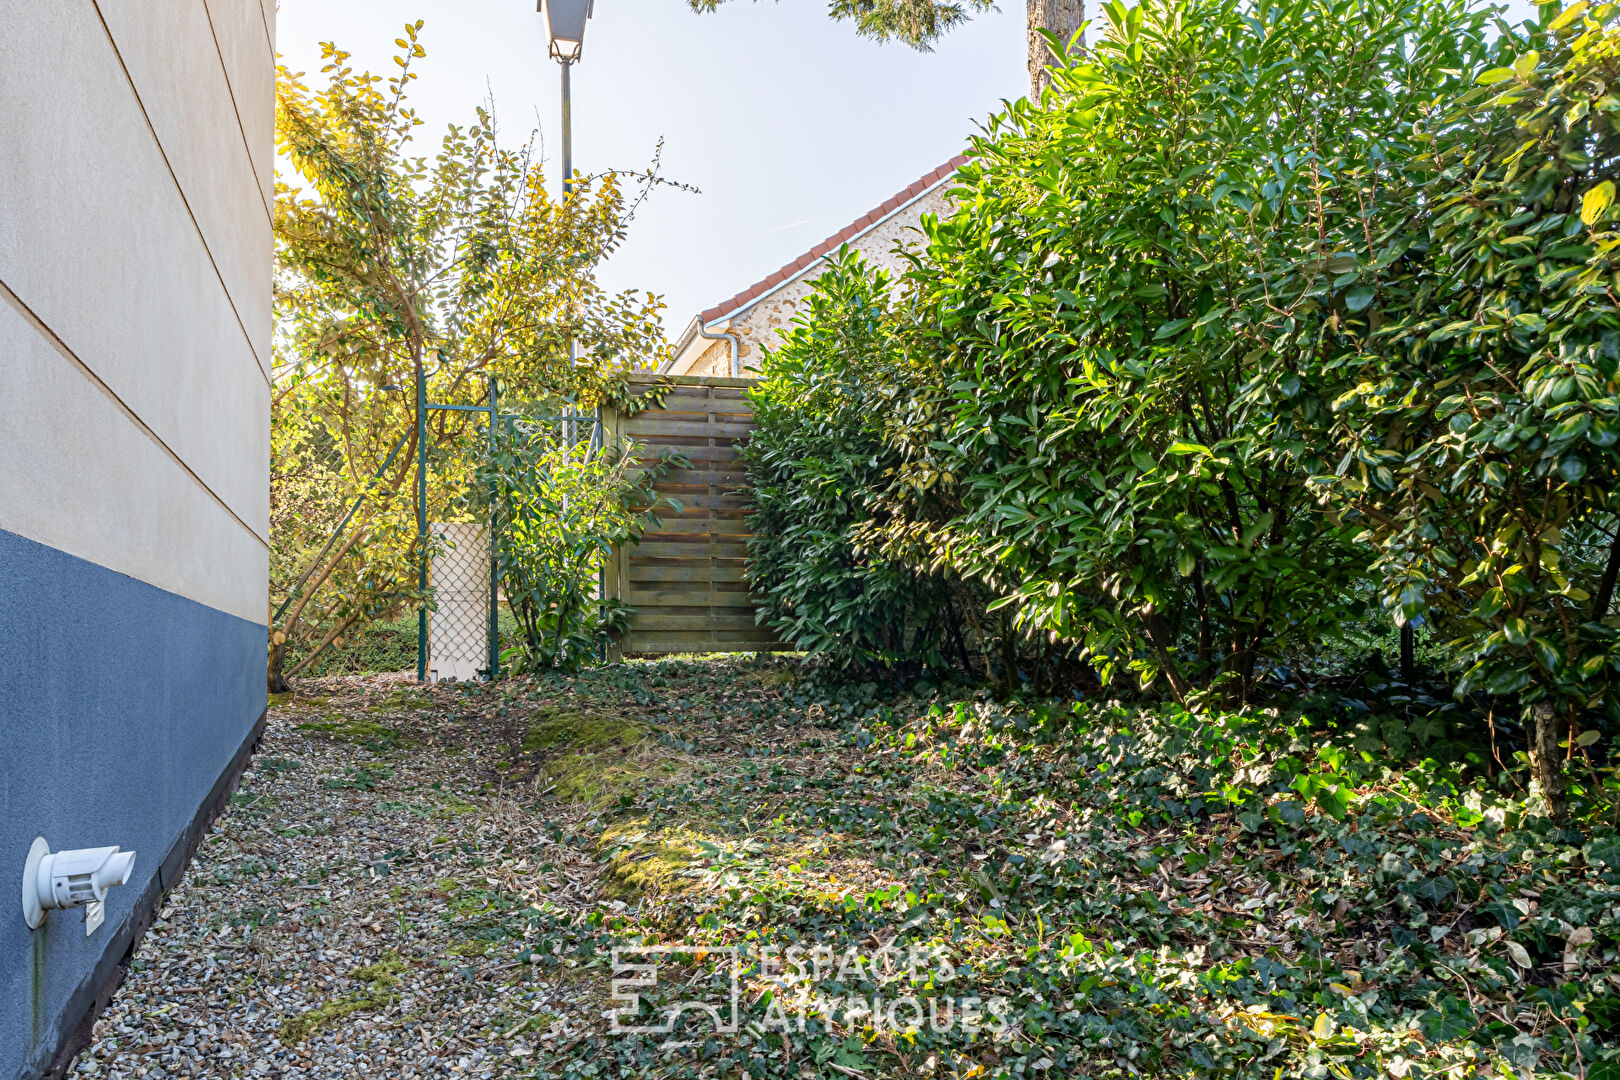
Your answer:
(0, 530), (264, 1079)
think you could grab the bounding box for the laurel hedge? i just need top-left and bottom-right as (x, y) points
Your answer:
(743, 0), (1620, 817)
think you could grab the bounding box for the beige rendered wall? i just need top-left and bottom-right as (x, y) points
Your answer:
(0, 0), (273, 623)
(0, 4), (274, 1074)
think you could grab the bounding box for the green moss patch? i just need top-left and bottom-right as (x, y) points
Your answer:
(500, 1010), (559, 1037)
(277, 953), (405, 1044)
(295, 715), (412, 751)
(520, 706), (688, 810)
(228, 791), (275, 811)
(368, 688), (428, 714)
(521, 706), (642, 753)
(432, 795), (478, 816)
(541, 751), (688, 810)
(596, 822), (713, 900)
(746, 666), (797, 689)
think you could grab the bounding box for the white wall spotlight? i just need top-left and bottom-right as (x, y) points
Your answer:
(21, 837), (136, 936)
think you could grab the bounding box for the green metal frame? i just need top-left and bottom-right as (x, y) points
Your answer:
(488, 378), (501, 685)
(415, 372), (503, 684)
(409, 374), (603, 685)
(276, 373), (590, 686)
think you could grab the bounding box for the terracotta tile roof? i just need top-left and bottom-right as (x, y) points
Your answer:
(698, 154), (968, 324)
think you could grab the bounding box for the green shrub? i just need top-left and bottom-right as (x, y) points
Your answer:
(1280, 6), (1620, 818)
(877, 0), (1500, 701)
(480, 420), (683, 674)
(285, 614), (417, 675)
(734, 0), (1620, 819)
(745, 256), (974, 673)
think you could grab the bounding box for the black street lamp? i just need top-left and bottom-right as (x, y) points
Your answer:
(538, 0), (594, 194)
(538, 0), (596, 457)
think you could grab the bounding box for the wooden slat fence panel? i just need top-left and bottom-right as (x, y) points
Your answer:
(603, 374), (789, 657)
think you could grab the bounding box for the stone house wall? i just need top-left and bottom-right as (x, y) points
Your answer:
(674, 183), (954, 377)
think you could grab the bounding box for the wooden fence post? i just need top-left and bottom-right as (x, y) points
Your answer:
(602, 398), (625, 664)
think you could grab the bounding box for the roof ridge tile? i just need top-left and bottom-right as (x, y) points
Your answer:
(695, 154), (966, 325)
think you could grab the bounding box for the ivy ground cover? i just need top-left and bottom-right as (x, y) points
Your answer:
(84, 659), (1619, 1079)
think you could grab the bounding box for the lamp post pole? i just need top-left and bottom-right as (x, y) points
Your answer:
(560, 61), (573, 196)
(550, 6), (585, 428)
(538, 0), (601, 646)
(562, 57), (576, 442)
(540, 0), (595, 631)
(539, 0), (591, 201)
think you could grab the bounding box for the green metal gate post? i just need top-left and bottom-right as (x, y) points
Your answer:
(415, 360), (428, 683)
(487, 375), (501, 680)
(595, 403), (606, 661)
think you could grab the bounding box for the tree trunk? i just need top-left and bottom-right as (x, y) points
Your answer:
(998, 609), (1019, 695)
(944, 593), (976, 679)
(268, 638), (291, 694)
(1527, 701), (1569, 821)
(1592, 527), (1620, 622)
(1141, 609), (1192, 703)
(1193, 559), (1212, 668)
(1028, 0), (1085, 99)
(1400, 622), (1415, 681)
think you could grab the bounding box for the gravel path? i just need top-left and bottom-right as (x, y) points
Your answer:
(73, 674), (609, 1080)
(60, 661), (1620, 1080)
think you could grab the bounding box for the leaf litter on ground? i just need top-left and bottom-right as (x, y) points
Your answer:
(72, 658), (1620, 1079)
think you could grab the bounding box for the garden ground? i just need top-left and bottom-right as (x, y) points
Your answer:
(73, 658), (1620, 1079)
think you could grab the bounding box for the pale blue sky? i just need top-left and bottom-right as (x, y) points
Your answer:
(275, 0), (1028, 338)
(276, 1), (1543, 342)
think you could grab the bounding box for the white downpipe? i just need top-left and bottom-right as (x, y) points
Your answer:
(698, 322), (742, 377)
